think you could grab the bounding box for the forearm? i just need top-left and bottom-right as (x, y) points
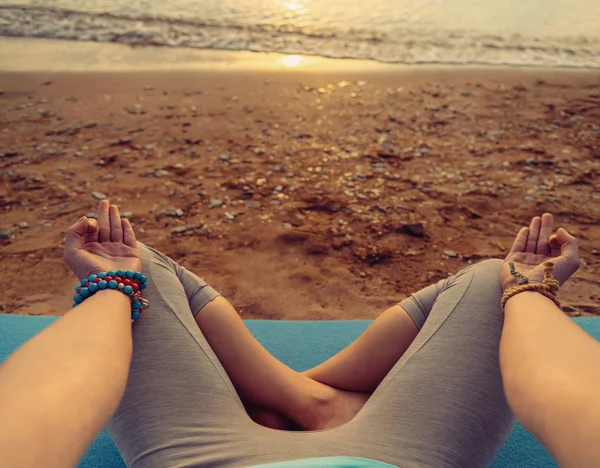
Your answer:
(500, 291), (600, 466)
(0, 290), (132, 468)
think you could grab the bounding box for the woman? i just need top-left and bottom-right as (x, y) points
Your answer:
(0, 199), (598, 468)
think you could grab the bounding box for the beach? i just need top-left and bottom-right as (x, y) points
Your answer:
(1, 39), (599, 318)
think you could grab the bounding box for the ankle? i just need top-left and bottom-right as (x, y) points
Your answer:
(291, 377), (337, 430)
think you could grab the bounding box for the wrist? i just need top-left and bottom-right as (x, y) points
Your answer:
(502, 281), (520, 294)
(504, 290), (559, 314)
(73, 270), (149, 322)
(85, 288), (131, 309)
(502, 262), (561, 313)
(502, 277), (544, 294)
(505, 289), (539, 305)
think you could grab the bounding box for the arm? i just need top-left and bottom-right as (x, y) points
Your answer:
(0, 291), (132, 468)
(499, 213), (599, 467)
(0, 200), (142, 467)
(501, 292), (600, 467)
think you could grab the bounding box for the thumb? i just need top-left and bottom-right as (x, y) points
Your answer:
(549, 234), (560, 251)
(86, 218), (98, 233)
(65, 216), (89, 251)
(556, 227), (579, 260)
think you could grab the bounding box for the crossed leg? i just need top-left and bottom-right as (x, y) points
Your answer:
(195, 297), (372, 431)
(174, 252), (517, 466)
(195, 299), (419, 429)
(110, 244), (514, 467)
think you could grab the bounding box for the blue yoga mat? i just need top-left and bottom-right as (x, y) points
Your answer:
(2, 315), (598, 467)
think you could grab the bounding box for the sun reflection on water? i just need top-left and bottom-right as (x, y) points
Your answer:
(282, 0), (304, 11)
(281, 55), (304, 67)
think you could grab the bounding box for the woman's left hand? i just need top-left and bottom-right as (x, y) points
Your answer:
(501, 213), (580, 293)
(64, 200), (142, 281)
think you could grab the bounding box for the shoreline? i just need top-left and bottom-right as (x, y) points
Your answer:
(2, 37), (600, 74)
(0, 37), (400, 73)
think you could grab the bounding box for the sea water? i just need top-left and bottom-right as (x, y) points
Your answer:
(1, 0), (599, 68)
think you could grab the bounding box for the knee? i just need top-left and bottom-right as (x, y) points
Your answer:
(455, 259), (503, 287)
(137, 242), (170, 266)
(457, 258), (502, 276)
(469, 259), (503, 292)
(470, 259), (503, 280)
(474, 258), (503, 272)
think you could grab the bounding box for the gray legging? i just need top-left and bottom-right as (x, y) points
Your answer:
(109, 244), (515, 467)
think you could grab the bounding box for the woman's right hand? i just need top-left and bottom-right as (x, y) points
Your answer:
(64, 200), (142, 281)
(501, 213), (580, 292)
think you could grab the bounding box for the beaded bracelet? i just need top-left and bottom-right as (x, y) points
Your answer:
(72, 270), (150, 322)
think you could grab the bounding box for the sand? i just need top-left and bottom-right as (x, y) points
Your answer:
(1, 49), (599, 318)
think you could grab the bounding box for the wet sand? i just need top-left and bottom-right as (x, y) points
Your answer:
(1, 63), (599, 318)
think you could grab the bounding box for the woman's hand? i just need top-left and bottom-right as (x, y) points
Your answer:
(501, 213), (580, 292)
(64, 200), (142, 281)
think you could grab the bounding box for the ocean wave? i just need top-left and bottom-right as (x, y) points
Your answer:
(1, 5), (600, 68)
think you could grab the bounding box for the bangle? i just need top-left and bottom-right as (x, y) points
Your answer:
(72, 270), (150, 323)
(501, 261), (560, 311)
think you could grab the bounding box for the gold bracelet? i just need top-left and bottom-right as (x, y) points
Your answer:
(501, 261), (561, 311)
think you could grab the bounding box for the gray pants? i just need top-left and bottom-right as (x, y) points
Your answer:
(109, 244), (515, 468)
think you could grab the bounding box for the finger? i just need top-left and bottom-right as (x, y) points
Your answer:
(525, 216), (541, 253)
(83, 218), (99, 244)
(65, 217), (89, 252)
(509, 227), (529, 254)
(98, 200), (111, 242)
(536, 213), (554, 255)
(110, 204), (124, 243)
(121, 218), (137, 248)
(549, 234), (561, 257)
(557, 227), (579, 259)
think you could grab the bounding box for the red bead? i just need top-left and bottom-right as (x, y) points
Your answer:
(115, 277), (122, 283)
(137, 291), (142, 297)
(123, 279), (132, 286)
(85, 282), (92, 288)
(104, 276), (112, 282)
(94, 278), (102, 283)
(132, 284), (139, 292)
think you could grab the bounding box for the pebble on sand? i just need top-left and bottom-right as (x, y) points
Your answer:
(444, 250), (459, 258)
(92, 192), (107, 200)
(166, 208), (184, 218)
(18, 221), (29, 229)
(0, 228), (13, 240)
(397, 222), (425, 238)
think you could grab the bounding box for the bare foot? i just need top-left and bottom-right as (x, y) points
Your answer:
(241, 375), (370, 432)
(307, 385), (371, 430)
(245, 404), (296, 430)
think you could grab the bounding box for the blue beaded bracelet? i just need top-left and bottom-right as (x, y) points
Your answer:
(72, 270), (149, 323)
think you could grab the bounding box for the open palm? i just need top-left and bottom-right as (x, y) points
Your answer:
(501, 213), (580, 292)
(64, 200), (142, 281)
